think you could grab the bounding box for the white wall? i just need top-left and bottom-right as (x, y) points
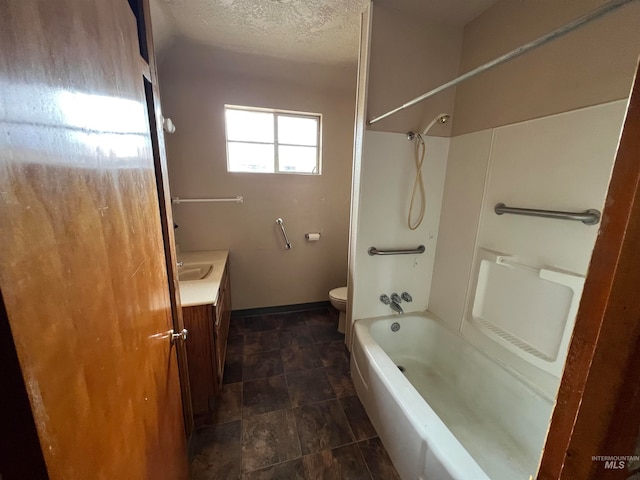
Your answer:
(159, 42), (356, 310)
(453, 0), (640, 135)
(366, 3), (464, 136)
(430, 100), (627, 395)
(347, 1), (638, 371)
(474, 101), (626, 274)
(429, 130), (492, 330)
(351, 131), (448, 320)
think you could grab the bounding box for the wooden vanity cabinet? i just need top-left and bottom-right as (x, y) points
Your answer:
(182, 261), (231, 414)
(213, 264), (231, 384)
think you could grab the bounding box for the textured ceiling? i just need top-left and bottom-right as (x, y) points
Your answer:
(152, 0), (499, 64)
(156, 0), (367, 64)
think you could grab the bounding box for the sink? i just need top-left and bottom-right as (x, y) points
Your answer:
(178, 263), (213, 281)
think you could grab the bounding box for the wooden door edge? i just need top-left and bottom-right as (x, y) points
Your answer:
(134, 0), (195, 440)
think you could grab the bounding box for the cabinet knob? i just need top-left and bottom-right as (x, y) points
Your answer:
(171, 328), (188, 344)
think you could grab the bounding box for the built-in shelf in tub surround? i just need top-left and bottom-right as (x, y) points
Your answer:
(178, 250), (229, 307)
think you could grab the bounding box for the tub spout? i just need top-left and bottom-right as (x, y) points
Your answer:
(390, 301), (404, 315)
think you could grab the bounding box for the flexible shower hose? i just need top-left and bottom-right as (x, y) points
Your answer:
(407, 134), (427, 230)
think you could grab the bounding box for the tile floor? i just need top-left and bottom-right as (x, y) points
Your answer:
(189, 308), (401, 480)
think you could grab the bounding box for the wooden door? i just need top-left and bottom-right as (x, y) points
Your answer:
(0, 1), (189, 479)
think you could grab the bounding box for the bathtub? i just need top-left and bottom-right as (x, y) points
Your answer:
(351, 312), (554, 480)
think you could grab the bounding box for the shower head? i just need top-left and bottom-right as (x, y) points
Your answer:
(406, 114), (451, 141)
(420, 113), (451, 136)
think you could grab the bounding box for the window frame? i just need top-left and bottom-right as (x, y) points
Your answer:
(224, 104), (323, 175)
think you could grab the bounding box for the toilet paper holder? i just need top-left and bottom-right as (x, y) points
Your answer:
(305, 233), (321, 241)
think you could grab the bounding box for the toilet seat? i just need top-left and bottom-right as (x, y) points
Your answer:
(329, 287), (348, 304)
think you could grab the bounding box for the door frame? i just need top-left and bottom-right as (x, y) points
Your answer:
(0, 291), (49, 479)
(538, 62), (640, 478)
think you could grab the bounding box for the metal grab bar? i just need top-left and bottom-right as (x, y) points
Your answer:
(367, 0), (635, 126)
(275, 218), (292, 250)
(172, 196), (243, 204)
(368, 245), (425, 256)
(494, 203), (601, 225)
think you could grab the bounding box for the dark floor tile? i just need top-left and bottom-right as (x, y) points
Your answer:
(309, 325), (344, 344)
(278, 325), (314, 349)
(243, 350), (284, 381)
(244, 331), (280, 355)
(303, 443), (370, 480)
(190, 421), (242, 480)
(241, 409), (301, 472)
(339, 396), (376, 441)
(281, 344), (323, 373)
(327, 306), (340, 320)
(287, 368), (336, 406)
(241, 458), (306, 480)
(229, 317), (243, 336)
(243, 375), (290, 417)
(319, 341), (349, 368)
(227, 334), (244, 356)
(192, 420), (242, 453)
(277, 311), (307, 329)
(244, 315), (283, 333)
(224, 353), (243, 385)
(293, 400), (354, 455)
(211, 383), (242, 425)
(325, 365), (356, 398)
(357, 437), (400, 480)
(303, 309), (337, 327)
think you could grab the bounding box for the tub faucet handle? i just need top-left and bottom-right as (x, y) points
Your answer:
(391, 293), (402, 304)
(401, 292), (413, 302)
(379, 294), (391, 305)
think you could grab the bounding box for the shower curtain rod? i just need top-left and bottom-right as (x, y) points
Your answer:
(367, 0), (637, 126)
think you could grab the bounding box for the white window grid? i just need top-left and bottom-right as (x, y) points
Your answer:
(224, 105), (322, 175)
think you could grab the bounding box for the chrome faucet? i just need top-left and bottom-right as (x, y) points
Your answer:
(390, 301), (404, 315)
(401, 292), (413, 302)
(381, 293), (404, 314)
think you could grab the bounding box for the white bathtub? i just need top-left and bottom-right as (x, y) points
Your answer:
(351, 312), (554, 480)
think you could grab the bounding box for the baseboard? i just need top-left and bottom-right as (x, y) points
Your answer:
(232, 301), (332, 318)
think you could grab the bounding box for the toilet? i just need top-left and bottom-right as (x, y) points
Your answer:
(329, 286), (348, 333)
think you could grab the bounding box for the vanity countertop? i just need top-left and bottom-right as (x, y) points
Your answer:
(178, 250), (229, 307)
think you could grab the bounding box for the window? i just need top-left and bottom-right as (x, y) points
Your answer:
(224, 105), (321, 174)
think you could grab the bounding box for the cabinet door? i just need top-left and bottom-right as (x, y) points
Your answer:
(214, 264), (232, 385)
(183, 305), (217, 414)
